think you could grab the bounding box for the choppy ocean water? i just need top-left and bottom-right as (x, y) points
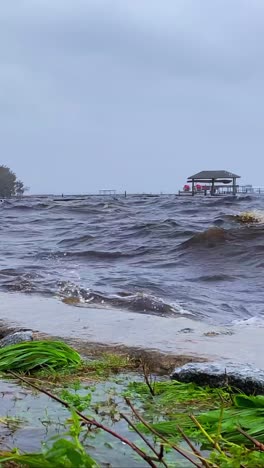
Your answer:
(0, 194), (263, 325)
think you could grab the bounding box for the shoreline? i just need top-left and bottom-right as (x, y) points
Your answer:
(1, 292), (263, 369)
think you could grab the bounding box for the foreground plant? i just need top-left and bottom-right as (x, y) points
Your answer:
(195, 394), (264, 445)
(128, 381), (264, 467)
(2, 352), (264, 467)
(0, 412), (98, 468)
(0, 341), (81, 372)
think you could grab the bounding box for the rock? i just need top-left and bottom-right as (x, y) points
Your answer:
(178, 328), (194, 334)
(171, 361), (264, 395)
(0, 331), (33, 348)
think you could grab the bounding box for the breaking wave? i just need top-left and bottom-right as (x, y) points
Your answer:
(58, 283), (191, 317)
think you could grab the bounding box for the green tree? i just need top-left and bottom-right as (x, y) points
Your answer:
(15, 179), (25, 196)
(0, 166), (26, 197)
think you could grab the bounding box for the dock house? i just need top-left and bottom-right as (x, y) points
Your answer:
(183, 170), (240, 196)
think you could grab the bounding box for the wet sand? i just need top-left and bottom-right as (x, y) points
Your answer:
(1, 292), (264, 368)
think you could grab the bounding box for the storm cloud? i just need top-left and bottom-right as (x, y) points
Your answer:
(0, 1), (263, 193)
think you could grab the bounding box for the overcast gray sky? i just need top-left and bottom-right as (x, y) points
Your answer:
(0, 0), (264, 193)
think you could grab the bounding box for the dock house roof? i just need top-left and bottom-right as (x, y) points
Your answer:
(188, 170), (240, 181)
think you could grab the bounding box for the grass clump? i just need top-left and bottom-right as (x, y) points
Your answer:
(28, 352), (134, 388)
(128, 384), (264, 466)
(83, 352), (133, 377)
(196, 394), (264, 444)
(60, 388), (93, 412)
(0, 341), (81, 373)
(126, 380), (231, 415)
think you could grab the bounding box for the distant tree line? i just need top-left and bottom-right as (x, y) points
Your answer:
(0, 165), (27, 197)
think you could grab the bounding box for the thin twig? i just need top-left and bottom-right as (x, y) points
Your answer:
(190, 415), (223, 454)
(177, 426), (211, 468)
(125, 397), (201, 467)
(159, 444), (164, 460)
(16, 375), (58, 387)
(142, 362), (155, 396)
(237, 427), (264, 451)
(120, 412), (169, 467)
(8, 371), (158, 468)
(215, 401), (224, 448)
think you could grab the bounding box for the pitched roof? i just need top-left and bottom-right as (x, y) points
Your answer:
(188, 170), (240, 180)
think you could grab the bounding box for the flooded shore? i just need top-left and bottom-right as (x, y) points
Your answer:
(1, 292), (264, 467)
(1, 292), (263, 368)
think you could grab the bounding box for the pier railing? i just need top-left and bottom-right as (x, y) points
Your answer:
(239, 187), (264, 194)
(14, 187), (264, 198)
(178, 186), (264, 196)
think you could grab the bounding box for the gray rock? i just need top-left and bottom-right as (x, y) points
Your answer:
(178, 328), (194, 334)
(171, 361), (264, 395)
(0, 331), (33, 348)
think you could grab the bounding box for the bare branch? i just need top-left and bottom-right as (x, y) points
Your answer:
(120, 412), (169, 467)
(125, 397), (201, 467)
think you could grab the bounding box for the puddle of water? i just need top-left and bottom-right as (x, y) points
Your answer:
(0, 374), (192, 467)
(0, 379), (68, 452)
